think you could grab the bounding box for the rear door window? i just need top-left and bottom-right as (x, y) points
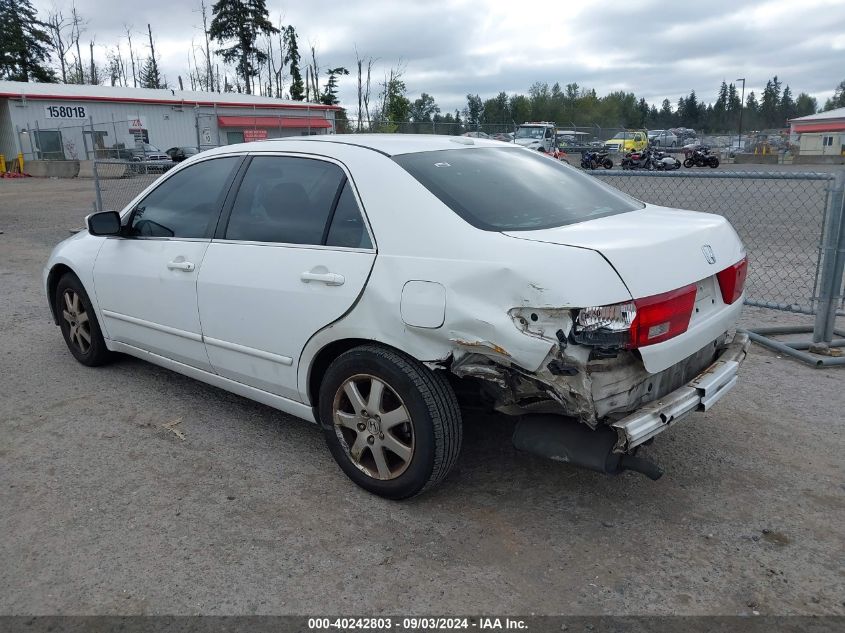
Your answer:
(325, 182), (373, 249)
(225, 156), (345, 245)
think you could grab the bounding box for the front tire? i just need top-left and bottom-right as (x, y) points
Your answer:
(318, 345), (462, 499)
(602, 158), (613, 169)
(55, 273), (113, 366)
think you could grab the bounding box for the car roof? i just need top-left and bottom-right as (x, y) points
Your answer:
(217, 133), (512, 157)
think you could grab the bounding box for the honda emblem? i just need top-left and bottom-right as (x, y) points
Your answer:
(702, 245), (716, 265)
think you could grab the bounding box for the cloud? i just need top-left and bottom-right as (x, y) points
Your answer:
(33, 0), (845, 112)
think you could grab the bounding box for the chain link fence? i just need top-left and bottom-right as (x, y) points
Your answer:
(588, 170), (843, 316)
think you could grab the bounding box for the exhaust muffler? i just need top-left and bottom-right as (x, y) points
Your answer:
(512, 414), (663, 480)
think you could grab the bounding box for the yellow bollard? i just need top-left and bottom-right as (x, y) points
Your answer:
(0, 154), (5, 174)
(17, 153), (24, 173)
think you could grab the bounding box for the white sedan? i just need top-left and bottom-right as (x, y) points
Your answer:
(44, 135), (750, 499)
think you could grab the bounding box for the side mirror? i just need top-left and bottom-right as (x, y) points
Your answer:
(86, 210), (122, 236)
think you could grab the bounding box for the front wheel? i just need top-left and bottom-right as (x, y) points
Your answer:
(318, 345), (462, 499)
(602, 158), (613, 169)
(55, 273), (114, 366)
(709, 157), (720, 168)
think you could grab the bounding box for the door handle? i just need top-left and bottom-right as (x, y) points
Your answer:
(300, 271), (345, 286)
(167, 260), (195, 272)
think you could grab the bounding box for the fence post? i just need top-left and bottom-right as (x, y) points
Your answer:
(811, 171), (845, 349)
(89, 117), (103, 213)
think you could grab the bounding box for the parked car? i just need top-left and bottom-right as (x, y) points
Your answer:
(44, 135), (749, 499)
(166, 146), (200, 162)
(127, 143), (173, 172)
(492, 132), (514, 142)
(130, 143), (171, 162)
(647, 130), (678, 147)
(461, 131), (490, 138)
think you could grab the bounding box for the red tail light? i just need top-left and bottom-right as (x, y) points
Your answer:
(716, 257), (748, 304)
(629, 284), (697, 348)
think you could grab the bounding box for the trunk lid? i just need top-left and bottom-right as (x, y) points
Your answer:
(503, 205), (745, 298)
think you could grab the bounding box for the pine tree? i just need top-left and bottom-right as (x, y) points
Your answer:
(320, 66), (348, 106)
(760, 76), (782, 128)
(139, 57), (164, 89)
(284, 26), (304, 100)
(745, 91), (760, 129)
(0, 0), (56, 82)
(823, 80), (845, 111)
(794, 92), (818, 117)
(779, 86), (796, 124)
(209, 0), (278, 95)
(713, 81), (728, 131)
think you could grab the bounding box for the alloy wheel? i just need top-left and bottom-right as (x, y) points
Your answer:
(62, 289), (91, 354)
(333, 374), (415, 480)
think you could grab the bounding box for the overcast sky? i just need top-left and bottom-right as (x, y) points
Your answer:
(32, 0), (845, 112)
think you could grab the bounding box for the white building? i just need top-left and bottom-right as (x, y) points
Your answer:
(0, 81), (339, 162)
(788, 107), (845, 161)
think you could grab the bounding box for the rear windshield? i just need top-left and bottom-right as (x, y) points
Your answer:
(393, 147), (643, 231)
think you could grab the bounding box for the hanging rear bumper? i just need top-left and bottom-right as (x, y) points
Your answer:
(611, 332), (750, 452)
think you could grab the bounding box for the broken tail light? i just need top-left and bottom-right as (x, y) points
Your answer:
(716, 256), (748, 305)
(572, 301), (637, 348)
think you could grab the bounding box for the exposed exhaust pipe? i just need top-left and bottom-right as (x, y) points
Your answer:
(512, 415), (663, 481)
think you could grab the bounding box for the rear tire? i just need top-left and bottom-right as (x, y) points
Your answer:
(55, 273), (114, 367)
(683, 158), (693, 168)
(318, 345), (462, 499)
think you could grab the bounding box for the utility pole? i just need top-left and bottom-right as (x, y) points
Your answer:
(736, 78), (746, 153)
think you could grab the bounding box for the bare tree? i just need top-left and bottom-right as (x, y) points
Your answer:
(355, 48), (375, 131)
(45, 10), (73, 82)
(198, 0), (214, 91)
(70, 5), (86, 83)
(309, 44), (319, 101)
(106, 44), (127, 86)
(88, 39), (99, 84)
(124, 25), (137, 87)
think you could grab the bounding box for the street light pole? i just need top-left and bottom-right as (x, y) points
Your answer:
(736, 78), (746, 153)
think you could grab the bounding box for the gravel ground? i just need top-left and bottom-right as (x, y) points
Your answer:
(0, 177), (843, 616)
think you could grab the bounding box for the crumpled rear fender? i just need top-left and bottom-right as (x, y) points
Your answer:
(297, 236), (632, 404)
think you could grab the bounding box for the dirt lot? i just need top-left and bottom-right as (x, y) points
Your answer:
(1, 177), (843, 616)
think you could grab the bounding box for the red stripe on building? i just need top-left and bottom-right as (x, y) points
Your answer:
(792, 121), (845, 133)
(217, 115), (332, 128)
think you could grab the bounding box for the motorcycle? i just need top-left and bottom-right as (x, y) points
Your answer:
(621, 147), (654, 170)
(651, 148), (681, 170)
(580, 150), (613, 170)
(683, 146), (720, 168)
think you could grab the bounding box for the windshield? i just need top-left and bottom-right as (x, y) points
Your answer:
(515, 127), (546, 139)
(611, 133), (633, 140)
(394, 147), (643, 231)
